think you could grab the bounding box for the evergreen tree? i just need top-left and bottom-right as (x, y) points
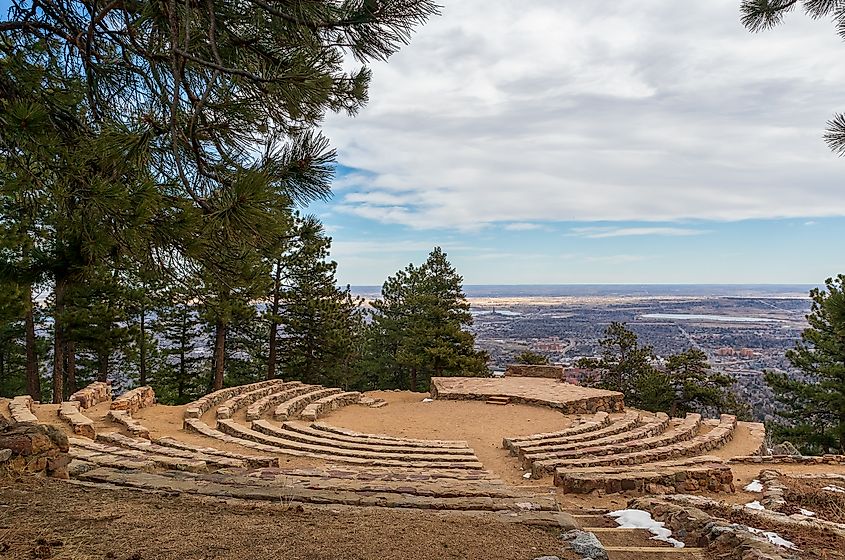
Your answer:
(578, 322), (655, 397)
(366, 247), (488, 392)
(765, 275), (845, 454)
(741, 0), (845, 155)
(664, 349), (738, 417)
(514, 351), (550, 365)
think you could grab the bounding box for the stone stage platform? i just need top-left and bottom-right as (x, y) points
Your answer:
(430, 377), (625, 414)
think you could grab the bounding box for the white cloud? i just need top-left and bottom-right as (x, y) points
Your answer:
(569, 227), (710, 238)
(323, 0), (845, 230)
(504, 222), (545, 231)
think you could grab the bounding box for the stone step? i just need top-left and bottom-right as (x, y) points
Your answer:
(230, 465), (497, 482)
(503, 412), (611, 451)
(58, 401), (96, 439)
(96, 432), (245, 469)
(268, 422), (478, 457)
(310, 422), (469, 448)
(153, 437), (279, 468)
(506, 411), (641, 455)
(245, 384), (316, 421)
(219, 419), (485, 469)
(68, 437), (208, 473)
(184, 380), (282, 419)
(217, 381), (300, 420)
(282, 421), (471, 450)
(300, 391), (362, 422)
(274, 387), (343, 421)
(77, 467), (558, 512)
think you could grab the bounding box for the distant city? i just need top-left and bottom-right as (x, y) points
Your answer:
(353, 284), (815, 423)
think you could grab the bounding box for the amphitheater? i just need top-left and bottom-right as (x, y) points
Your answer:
(2, 374), (844, 560)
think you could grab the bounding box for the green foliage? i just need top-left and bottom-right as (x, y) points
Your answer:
(365, 247), (488, 392)
(514, 351), (549, 365)
(765, 275), (845, 454)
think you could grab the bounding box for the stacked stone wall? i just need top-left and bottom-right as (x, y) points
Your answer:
(111, 386), (156, 414)
(9, 395), (38, 424)
(184, 380), (280, 419)
(58, 401), (96, 439)
(0, 422), (71, 478)
(504, 364), (563, 379)
(70, 381), (111, 409)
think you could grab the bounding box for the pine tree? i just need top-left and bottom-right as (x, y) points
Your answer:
(514, 351), (550, 365)
(578, 322), (655, 397)
(765, 275), (845, 454)
(367, 247), (488, 392)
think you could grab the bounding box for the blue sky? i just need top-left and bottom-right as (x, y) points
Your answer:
(3, 0), (843, 284)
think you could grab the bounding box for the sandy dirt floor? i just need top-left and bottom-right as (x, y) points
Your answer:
(0, 477), (574, 560)
(325, 390), (578, 484)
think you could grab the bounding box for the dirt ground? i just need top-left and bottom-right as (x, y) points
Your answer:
(328, 391), (576, 484)
(0, 477), (572, 560)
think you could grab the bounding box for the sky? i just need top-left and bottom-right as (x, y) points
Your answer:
(2, 0), (842, 285)
(308, 0), (845, 285)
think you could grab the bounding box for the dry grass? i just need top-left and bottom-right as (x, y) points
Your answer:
(783, 478), (845, 524)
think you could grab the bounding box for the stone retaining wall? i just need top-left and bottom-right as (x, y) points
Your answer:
(300, 391), (362, 421)
(504, 364), (564, 379)
(70, 381), (111, 409)
(0, 422), (71, 478)
(9, 395), (38, 424)
(729, 454), (845, 465)
(556, 462), (734, 494)
(111, 386), (156, 414)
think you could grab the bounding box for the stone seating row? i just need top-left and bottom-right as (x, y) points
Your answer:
(245, 384), (317, 421)
(58, 401), (96, 439)
(9, 395), (38, 424)
(95, 432), (245, 469)
(505, 410), (641, 456)
(300, 391), (362, 421)
(539, 414), (737, 476)
(526, 413), (697, 473)
(107, 409), (150, 439)
(311, 422), (469, 448)
(219, 418), (485, 468)
(77, 467), (558, 512)
(184, 379), (282, 419)
(216, 381), (300, 419)
(286, 422), (471, 450)
(110, 386), (155, 414)
(153, 436), (279, 468)
(502, 411), (610, 452)
(517, 412), (669, 461)
(274, 387), (342, 421)
(68, 437), (208, 473)
(239, 465), (495, 482)
(556, 461), (734, 495)
(69, 381), (111, 409)
(256, 421), (477, 458)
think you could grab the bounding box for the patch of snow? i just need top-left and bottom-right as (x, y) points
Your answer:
(421, 398), (434, 403)
(515, 502), (537, 510)
(799, 509), (815, 517)
(823, 485), (845, 494)
(743, 480), (764, 492)
(523, 472), (532, 479)
(608, 509), (684, 548)
(745, 501), (765, 510)
(748, 527), (797, 549)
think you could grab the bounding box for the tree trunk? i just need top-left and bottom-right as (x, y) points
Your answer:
(267, 259), (282, 380)
(52, 276), (66, 404)
(410, 367), (418, 393)
(24, 283), (40, 400)
(65, 341), (77, 396)
(212, 318), (226, 390)
(139, 300), (147, 386)
(97, 350), (108, 382)
(178, 306), (187, 401)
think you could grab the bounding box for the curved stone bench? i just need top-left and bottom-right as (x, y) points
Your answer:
(9, 395), (38, 424)
(216, 381), (297, 419)
(70, 381), (111, 409)
(506, 410), (641, 456)
(96, 432), (245, 469)
(273, 387), (342, 421)
(111, 386), (156, 414)
(153, 436), (279, 468)
(310, 423), (471, 448)
(517, 412), (668, 461)
(529, 413), (702, 476)
(58, 401), (96, 439)
(502, 411), (610, 452)
(253, 421), (479, 459)
(300, 391), (362, 421)
(245, 384), (316, 421)
(556, 462), (734, 494)
(538, 414), (737, 472)
(214, 418), (484, 470)
(68, 437), (208, 472)
(285, 422), (471, 450)
(107, 409), (151, 440)
(184, 380), (282, 420)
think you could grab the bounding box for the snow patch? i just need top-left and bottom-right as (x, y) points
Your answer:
(608, 509), (684, 548)
(823, 485), (845, 494)
(745, 501), (765, 510)
(523, 472), (532, 479)
(748, 527), (797, 549)
(798, 508), (815, 517)
(421, 398), (434, 403)
(743, 480), (763, 492)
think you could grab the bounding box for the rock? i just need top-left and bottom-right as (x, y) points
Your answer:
(771, 441), (800, 457)
(561, 530), (608, 560)
(0, 423), (70, 478)
(533, 557), (561, 560)
(0, 448), (12, 462)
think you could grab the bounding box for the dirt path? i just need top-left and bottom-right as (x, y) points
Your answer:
(0, 478), (574, 560)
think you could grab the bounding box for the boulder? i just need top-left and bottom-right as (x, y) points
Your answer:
(771, 441), (800, 457)
(0, 423), (70, 478)
(561, 530), (608, 560)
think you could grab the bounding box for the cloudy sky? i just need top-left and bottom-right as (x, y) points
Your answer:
(307, 0), (845, 285)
